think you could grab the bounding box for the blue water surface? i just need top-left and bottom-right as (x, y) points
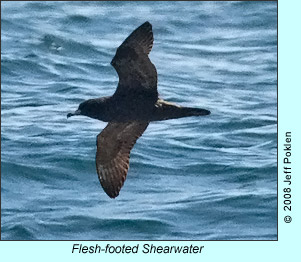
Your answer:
(1, 1), (277, 240)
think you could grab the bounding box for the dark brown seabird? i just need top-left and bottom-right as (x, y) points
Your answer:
(67, 22), (210, 198)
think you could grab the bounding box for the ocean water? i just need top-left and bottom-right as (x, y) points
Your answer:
(1, 1), (277, 240)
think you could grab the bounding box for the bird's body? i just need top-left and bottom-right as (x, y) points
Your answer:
(67, 22), (210, 198)
(75, 96), (209, 122)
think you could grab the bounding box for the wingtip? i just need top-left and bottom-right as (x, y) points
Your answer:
(141, 21), (152, 30)
(107, 192), (119, 199)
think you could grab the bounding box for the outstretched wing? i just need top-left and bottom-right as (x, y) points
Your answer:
(96, 121), (149, 198)
(111, 22), (158, 103)
(120, 21), (154, 55)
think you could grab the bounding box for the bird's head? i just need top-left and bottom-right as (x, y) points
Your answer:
(67, 99), (100, 119)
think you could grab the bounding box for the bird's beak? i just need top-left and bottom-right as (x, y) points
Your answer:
(67, 109), (81, 118)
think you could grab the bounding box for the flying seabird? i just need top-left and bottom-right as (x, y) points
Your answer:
(67, 22), (210, 198)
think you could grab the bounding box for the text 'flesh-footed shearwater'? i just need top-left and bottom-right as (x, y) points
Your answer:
(67, 22), (210, 198)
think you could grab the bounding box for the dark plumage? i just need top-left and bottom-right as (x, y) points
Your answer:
(67, 22), (210, 198)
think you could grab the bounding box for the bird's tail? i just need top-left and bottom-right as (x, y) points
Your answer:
(180, 106), (211, 117)
(152, 100), (210, 121)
